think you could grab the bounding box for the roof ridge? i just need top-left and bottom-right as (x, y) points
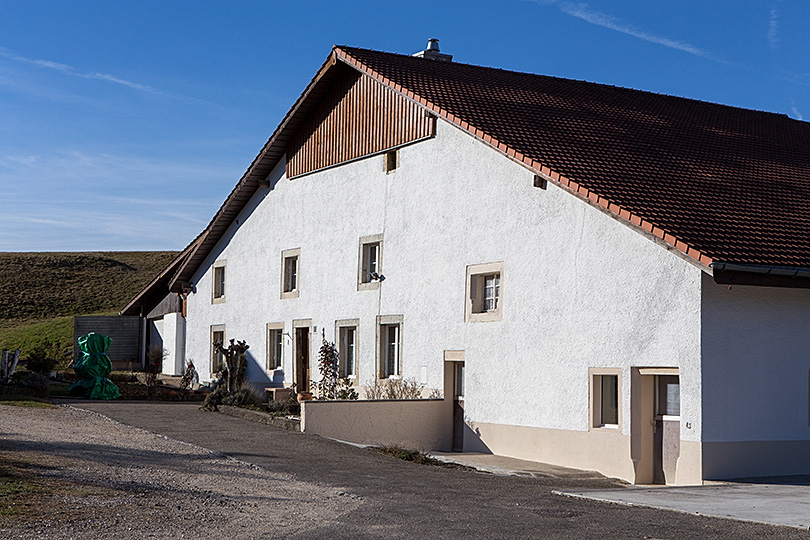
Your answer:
(335, 45), (795, 120)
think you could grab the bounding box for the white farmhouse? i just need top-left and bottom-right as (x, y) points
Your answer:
(124, 41), (810, 485)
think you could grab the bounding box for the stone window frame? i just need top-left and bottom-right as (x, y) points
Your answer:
(376, 315), (403, 379)
(590, 368), (622, 430)
(357, 234), (384, 291)
(281, 248), (301, 299)
(465, 261), (504, 323)
(335, 319), (360, 380)
(266, 322), (284, 371)
(212, 260), (226, 304)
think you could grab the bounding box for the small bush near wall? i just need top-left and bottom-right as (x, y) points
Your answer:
(365, 377), (424, 400)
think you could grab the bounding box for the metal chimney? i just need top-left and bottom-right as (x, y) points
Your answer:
(413, 38), (453, 62)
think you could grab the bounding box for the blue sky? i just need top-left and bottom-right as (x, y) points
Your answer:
(2, 1), (808, 252)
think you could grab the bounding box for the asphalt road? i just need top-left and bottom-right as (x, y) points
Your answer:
(73, 401), (806, 539)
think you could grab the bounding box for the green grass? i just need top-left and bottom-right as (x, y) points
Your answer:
(0, 395), (54, 408)
(0, 251), (177, 359)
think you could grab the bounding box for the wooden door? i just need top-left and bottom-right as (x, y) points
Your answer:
(295, 327), (310, 392)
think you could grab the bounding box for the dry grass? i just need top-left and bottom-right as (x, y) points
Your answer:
(0, 251), (177, 359)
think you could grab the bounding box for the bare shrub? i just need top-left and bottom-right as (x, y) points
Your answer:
(364, 377), (424, 400)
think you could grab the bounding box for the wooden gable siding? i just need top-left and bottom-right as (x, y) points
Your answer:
(286, 70), (435, 178)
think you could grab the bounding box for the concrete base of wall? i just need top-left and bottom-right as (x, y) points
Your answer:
(469, 421), (703, 485)
(301, 398), (452, 451)
(703, 439), (810, 480)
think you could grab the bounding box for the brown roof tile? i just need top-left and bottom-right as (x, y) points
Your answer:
(337, 46), (810, 268)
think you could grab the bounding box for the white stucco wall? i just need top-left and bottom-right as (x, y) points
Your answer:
(161, 312), (186, 376)
(701, 275), (810, 442)
(184, 119), (704, 438)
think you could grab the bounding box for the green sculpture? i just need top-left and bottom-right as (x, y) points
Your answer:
(68, 333), (120, 400)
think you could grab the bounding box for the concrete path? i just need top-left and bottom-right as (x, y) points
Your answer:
(433, 452), (810, 531)
(66, 401), (810, 538)
(559, 482), (810, 530)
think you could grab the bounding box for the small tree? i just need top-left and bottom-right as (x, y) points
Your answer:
(314, 332), (358, 400)
(213, 339), (249, 395)
(314, 333), (339, 400)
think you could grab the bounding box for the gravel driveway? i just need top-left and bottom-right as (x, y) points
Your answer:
(0, 404), (358, 540)
(2, 401), (807, 539)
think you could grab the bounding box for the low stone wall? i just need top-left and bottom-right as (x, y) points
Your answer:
(301, 398), (452, 451)
(219, 405), (301, 431)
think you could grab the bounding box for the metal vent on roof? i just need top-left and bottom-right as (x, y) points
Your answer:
(413, 38), (453, 62)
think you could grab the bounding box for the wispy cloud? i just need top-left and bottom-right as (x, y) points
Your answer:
(0, 47), (156, 93)
(768, 4), (780, 50)
(791, 100), (803, 120)
(526, 1), (718, 61)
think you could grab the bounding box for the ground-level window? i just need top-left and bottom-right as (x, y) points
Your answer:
(465, 262), (504, 322)
(377, 315), (402, 378)
(590, 368), (621, 429)
(210, 325), (225, 376)
(266, 323), (283, 371)
(281, 248), (300, 299)
(337, 321), (358, 379)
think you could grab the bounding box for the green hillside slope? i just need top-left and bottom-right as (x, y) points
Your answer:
(0, 251), (177, 360)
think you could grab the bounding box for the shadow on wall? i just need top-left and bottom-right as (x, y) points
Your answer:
(462, 421), (492, 454)
(243, 351), (285, 393)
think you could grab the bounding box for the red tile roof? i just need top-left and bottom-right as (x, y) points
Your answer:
(337, 46), (810, 268)
(129, 45), (810, 311)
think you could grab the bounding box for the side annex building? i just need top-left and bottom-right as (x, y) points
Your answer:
(123, 42), (810, 485)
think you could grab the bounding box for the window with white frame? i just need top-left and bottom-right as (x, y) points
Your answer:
(266, 323), (283, 370)
(377, 315), (402, 379)
(337, 321), (358, 378)
(358, 234), (383, 290)
(210, 325), (225, 376)
(212, 261), (226, 303)
(590, 369), (621, 429)
(465, 261), (504, 322)
(281, 248), (300, 299)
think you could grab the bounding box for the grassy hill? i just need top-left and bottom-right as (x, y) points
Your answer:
(0, 251), (178, 361)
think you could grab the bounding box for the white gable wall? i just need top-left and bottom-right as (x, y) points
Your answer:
(185, 118), (705, 482)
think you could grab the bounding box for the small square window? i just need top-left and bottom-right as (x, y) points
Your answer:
(266, 324), (283, 370)
(281, 248), (300, 299)
(358, 234), (384, 290)
(465, 262), (504, 322)
(377, 315), (402, 379)
(212, 261), (226, 304)
(591, 369), (621, 429)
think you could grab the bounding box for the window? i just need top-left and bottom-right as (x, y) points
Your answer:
(377, 315), (403, 378)
(465, 262), (504, 322)
(656, 375), (680, 417)
(210, 325), (225, 376)
(590, 369), (621, 429)
(358, 234), (383, 290)
(212, 261), (226, 304)
(281, 248), (300, 299)
(383, 149), (398, 173)
(336, 320), (359, 379)
(266, 323), (284, 371)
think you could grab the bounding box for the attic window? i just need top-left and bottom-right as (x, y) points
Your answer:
(384, 150), (398, 173)
(533, 175), (547, 190)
